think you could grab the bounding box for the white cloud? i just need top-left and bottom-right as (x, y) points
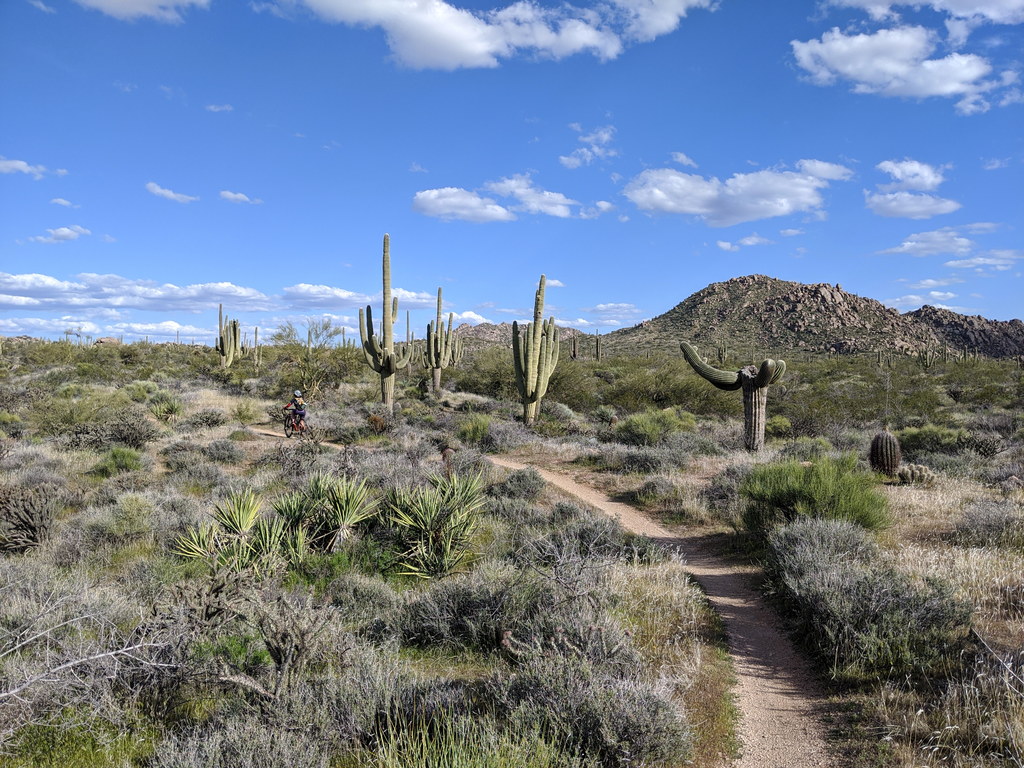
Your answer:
(876, 159), (946, 191)
(50, 198), (77, 207)
(220, 190), (263, 204)
(409, 162), (428, 173)
(881, 227), (974, 256)
(556, 317), (599, 328)
(865, 191), (961, 218)
(390, 288), (435, 308)
(791, 26), (1006, 113)
(583, 302), (643, 324)
(146, 181), (199, 203)
(0, 272), (271, 312)
(907, 276), (964, 289)
(829, 0), (1024, 25)
(739, 234), (771, 246)
(0, 156), (47, 180)
(485, 174), (578, 217)
(580, 200), (615, 219)
(546, 279), (565, 287)
(929, 290), (957, 300)
(412, 187), (516, 222)
(983, 157), (1010, 170)
(671, 151), (698, 167)
(107, 320), (212, 338)
(282, 283), (372, 308)
(780, 228), (804, 236)
(624, 162), (845, 227)
(73, 0), (210, 22)
(560, 124), (617, 168)
(0, 316), (103, 336)
(796, 159), (854, 180)
(252, 0), (719, 70)
(717, 241), (740, 251)
(944, 255), (1016, 269)
(452, 310), (491, 324)
(27, 225), (91, 244)
(28, 0), (57, 13)
(205, 103), (233, 112)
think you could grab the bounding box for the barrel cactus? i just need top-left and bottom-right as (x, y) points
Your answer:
(680, 341), (786, 452)
(869, 429), (902, 477)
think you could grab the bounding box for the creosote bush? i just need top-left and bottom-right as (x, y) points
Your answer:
(740, 454), (890, 536)
(612, 408), (695, 447)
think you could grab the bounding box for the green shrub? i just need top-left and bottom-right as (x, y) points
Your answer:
(457, 414), (492, 445)
(740, 454), (889, 535)
(896, 424), (967, 458)
(231, 399), (261, 426)
(203, 439), (245, 464)
(613, 408), (695, 447)
(765, 415), (792, 439)
(123, 380), (158, 402)
(178, 408), (228, 430)
(89, 446), (144, 478)
(765, 518), (971, 681)
(490, 468), (545, 501)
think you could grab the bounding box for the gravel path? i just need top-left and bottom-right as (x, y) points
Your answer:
(489, 455), (832, 768)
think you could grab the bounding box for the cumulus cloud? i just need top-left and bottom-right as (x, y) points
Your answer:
(624, 160), (848, 227)
(0, 272), (271, 312)
(243, 0), (717, 70)
(829, 0), (1024, 25)
(865, 191), (961, 218)
(877, 159), (946, 190)
(907, 276), (964, 289)
(205, 103), (233, 112)
(791, 26), (1008, 113)
(883, 293), (968, 311)
(27, 225), (91, 244)
(583, 302), (643, 324)
(484, 174), (578, 217)
(452, 310), (491, 324)
(717, 234), (772, 251)
(73, 0), (210, 22)
(107, 320), (213, 338)
(0, 316), (103, 336)
(944, 254), (1017, 269)
(220, 190), (263, 204)
(559, 124), (618, 168)
(580, 201), (615, 219)
(671, 151), (698, 167)
(282, 283), (372, 308)
(0, 156), (47, 180)
(412, 187), (516, 222)
(717, 241), (740, 252)
(881, 227), (974, 256)
(796, 159), (854, 180)
(146, 181), (199, 203)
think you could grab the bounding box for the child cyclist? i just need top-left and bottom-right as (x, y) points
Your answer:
(283, 390), (307, 431)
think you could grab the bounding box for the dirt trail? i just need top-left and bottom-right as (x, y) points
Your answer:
(251, 426), (832, 766)
(489, 455), (832, 768)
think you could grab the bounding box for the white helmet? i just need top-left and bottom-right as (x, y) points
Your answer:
(294, 390), (302, 397)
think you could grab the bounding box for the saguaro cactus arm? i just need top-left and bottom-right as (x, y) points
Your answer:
(679, 342), (742, 391)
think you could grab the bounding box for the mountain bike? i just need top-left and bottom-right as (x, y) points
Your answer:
(283, 410), (306, 438)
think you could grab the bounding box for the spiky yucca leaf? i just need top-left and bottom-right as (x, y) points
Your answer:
(320, 477), (378, 549)
(273, 491), (314, 531)
(172, 521), (218, 561)
(212, 489), (262, 536)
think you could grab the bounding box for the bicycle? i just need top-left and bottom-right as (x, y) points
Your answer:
(283, 410), (306, 439)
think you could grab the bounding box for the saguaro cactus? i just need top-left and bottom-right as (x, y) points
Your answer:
(512, 275), (559, 426)
(421, 287), (462, 393)
(680, 341), (786, 452)
(216, 303), (241, 368)
(359, 234), (413, 412)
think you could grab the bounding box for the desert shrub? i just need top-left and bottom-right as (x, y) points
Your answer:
(149, 716), (332, 768)
(515, 514), (664, 568)
(740, 454), (890, 536)
(700, 463), (753, 526)
(591, 405), (618, 426)
(123, 380), (158, 402)
(954, 499), (1024, 548)
(0, 411), (26, 438)
(161, 441), (204, 472)
(231, 399), (261, 426)
(613, 408), (695, 447)
(178, 408), (228, 430)
(110, 492), (156, 538)
(896, 424), (967, 459)
(491, 654), (690, 767)
(490, 468), (545, 501)
(634, 476), (676, 508)
(479, 420), (531, 453)
(203, 439), (245, 465)
(486, 497), (550, 528)
(956, 431), (1003, 458)
(321, 571), (403, 631)
(0, 484), (58, 552)
(228, 428), (258, 442)
(456, 413), (491, 445)
(148, 391), (183, 422)
(89, 446), (144, 478)
(765, 518), (971, 681)
(765, 414), (793, 439)
(776, 436), (833, 461)
(620, 448), (669, 474)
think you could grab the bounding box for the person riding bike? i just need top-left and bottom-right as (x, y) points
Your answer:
(283, 390), (307, 431)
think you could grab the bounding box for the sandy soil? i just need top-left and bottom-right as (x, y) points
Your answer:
(489, 455), (833, 768)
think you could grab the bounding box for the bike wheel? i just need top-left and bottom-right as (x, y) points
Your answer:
(284, 416), (294, 438)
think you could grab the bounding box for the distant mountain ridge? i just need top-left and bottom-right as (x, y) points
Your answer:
(456, 275), (1024, 358)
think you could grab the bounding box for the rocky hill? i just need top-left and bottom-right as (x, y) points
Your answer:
(457, 275), (1024, 359)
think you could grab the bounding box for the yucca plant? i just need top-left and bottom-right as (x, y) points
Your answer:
(319, 477), (377, 550)
(212, 489), (262, 536)
(388, 473), (484, 579)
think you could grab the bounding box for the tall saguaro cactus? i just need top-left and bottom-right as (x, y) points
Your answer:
(421, 287), (463, 393)
(359, 234), (413, 412)
(216, 303), (241, 368)
(512, 275), (559, 426)
(680, 341), (786, 452)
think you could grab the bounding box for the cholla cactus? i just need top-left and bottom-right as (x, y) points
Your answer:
(359, 234), (413, 413)
(512, 275), (559, 427)
(869, 429), (902, 477)
(680, 341), (786, 452)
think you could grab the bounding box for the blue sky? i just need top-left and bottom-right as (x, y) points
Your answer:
(1, 0), (1022, 343)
